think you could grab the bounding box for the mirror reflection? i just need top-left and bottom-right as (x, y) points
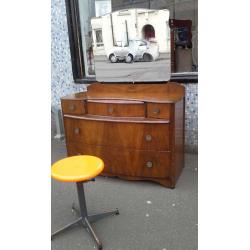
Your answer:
(91, 8), (171, 82)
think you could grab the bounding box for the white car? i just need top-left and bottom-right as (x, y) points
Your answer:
(106, 39), (159, 63)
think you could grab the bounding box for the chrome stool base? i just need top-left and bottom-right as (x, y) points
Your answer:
(51, 181), (119, 250)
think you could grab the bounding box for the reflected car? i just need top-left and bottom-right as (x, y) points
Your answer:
(106, 39), (159, 63)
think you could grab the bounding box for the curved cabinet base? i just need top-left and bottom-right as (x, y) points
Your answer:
(101, 172), (175, 189)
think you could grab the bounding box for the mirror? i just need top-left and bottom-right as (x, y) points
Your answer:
(91, 8), (171, 82)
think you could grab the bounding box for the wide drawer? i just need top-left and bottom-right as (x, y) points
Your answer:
(64, 117), (171, 151)
(61, 100), (85, 115)
(87, 100), (145, 117)
(67, 143), (171, 178)
(147, 103), (171, 119)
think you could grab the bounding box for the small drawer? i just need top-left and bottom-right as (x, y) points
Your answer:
(61, 100), (85, 115)
(147, 103), (171, 119)
(87, 100), (145, 117)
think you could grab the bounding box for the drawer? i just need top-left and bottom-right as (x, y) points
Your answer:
(64, 117), (170, 151)
(147, 103), (171, 119)
(61, 100), (85, 115)
(87, 100), (145, 117)
(67, 143), (171, 178)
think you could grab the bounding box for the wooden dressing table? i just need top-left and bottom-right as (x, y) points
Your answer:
(61, 82), (185, 188)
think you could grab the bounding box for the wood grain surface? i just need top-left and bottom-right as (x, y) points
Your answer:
(64, 117), (171, 151)
(61, 82), (185, 188)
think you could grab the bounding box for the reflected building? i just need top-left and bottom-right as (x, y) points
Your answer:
(91, 8), (170, 56)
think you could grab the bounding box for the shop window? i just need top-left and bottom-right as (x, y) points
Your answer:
(65, 0), (198, 82)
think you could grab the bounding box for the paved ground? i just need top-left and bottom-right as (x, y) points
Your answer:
(93, 53), (171, 82)
(51, 138), (198, 250)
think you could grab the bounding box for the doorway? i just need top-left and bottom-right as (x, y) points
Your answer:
(142, 24), (155, 40)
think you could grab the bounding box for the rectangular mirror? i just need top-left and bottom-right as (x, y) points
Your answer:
(91, 8), (171, 82)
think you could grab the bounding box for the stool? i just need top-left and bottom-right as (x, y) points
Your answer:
(51, 155), (119, 250)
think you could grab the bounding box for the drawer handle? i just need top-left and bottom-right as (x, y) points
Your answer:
(153, 108), (160, 114)
(145, 134), (152, 141)
(146, 161), (153, 168)
(108, 106), (114, 113)
(69, 104), (75, 111)
(74, 128), (80, 134)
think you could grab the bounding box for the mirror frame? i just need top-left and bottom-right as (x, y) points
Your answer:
(65, 0), (198, 83)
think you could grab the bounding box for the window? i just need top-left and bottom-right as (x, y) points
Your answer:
(65, 0), (198, 82)
(94, 29), (104, 47)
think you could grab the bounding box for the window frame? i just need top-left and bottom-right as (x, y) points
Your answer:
(65, 0), (198, 83)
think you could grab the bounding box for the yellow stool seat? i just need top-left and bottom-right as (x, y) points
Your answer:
(51, 155), (104, 182)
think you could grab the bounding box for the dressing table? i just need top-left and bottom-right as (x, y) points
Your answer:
(61, 82), (185, 188)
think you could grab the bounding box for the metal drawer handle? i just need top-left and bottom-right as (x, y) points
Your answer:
(153, 108), (160, 114)
(74, 128), (80, 134)
(108, 106), (114, 113)
(69, 104), (75, 111)
(146, 161), (153, 168)
(145, 134), (152, 141)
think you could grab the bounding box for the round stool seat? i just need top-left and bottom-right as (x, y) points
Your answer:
(51, 155), (104, 182)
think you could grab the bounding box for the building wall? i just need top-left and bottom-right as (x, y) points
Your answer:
(51, 0), (198, 153)
(184, 83), (198, 153)
(91, 9), (170, 55)
(51, 0), (86, 107)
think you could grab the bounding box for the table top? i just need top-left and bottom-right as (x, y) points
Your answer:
(51, 155), (104, 182)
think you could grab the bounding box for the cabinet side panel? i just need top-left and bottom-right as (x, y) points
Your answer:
(174, 98), (185, 182)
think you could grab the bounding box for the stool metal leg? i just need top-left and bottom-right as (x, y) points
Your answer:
(88, 208), (119, 223)
(51, 181), (119, 250)
(76, 181), (102, 248)
(72, 206), (119, 223)
(76, 182), (88, 218)
(51, 217), (82, 240)
(84, 217), (103, 250)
